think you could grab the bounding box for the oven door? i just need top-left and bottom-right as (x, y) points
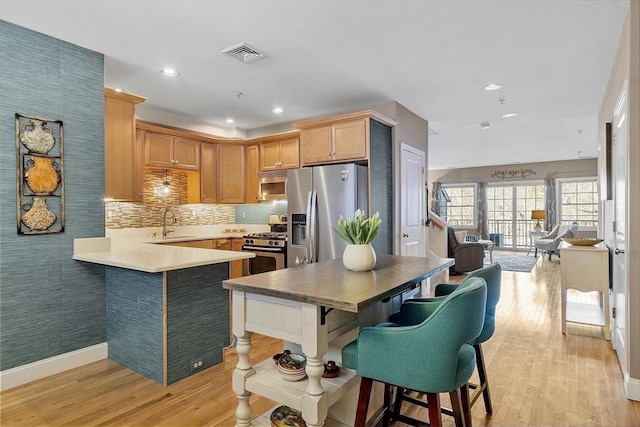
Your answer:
(242, 246), (286, 275)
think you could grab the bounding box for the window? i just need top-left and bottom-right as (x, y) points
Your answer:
(558, 178), (598, 228)
(439, 184), (476, 226)
(486, 183), (544, 248)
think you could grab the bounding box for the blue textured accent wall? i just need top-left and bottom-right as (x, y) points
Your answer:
(369, 119), (393, 255)
(0, 21), (106, 370)
(106, 268), (163, 384)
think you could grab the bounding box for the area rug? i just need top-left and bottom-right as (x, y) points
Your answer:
(485, 251), (538, 273)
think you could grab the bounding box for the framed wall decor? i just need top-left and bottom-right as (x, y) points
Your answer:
(15, 113), (65, 234)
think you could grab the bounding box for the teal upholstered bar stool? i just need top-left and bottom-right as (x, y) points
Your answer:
(392, 262), (502, 417)
(342, 277), (487, 427)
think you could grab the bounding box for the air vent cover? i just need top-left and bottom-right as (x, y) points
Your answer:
(221, 42), (265, 63)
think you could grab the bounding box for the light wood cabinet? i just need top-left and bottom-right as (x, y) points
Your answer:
(104, 88), (146, 201)
(200, 142), (217, 203)
(230, 238), (244, 279)
(260, 138), (300, 170)
(560, 242), (610, 340)
(217, 144), (246, 203)
(246, 145), (260, 203)
(297, 116), (368, 165)
(145, 132), (200, 170)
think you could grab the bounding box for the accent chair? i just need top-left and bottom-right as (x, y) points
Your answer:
(534, 222), (579, 260)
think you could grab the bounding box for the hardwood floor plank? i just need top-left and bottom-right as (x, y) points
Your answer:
(1, 257), (639, 426)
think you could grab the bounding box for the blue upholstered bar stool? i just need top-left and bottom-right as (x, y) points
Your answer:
(342, 277), (487, 427)
(392, 262), (502, 417)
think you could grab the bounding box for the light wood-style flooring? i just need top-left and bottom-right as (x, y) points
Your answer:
(2, 256), (639, 426)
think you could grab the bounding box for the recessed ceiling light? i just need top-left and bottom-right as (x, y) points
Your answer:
(272, 107), (284, 114)
(483, 83), (502, 91)
(480, 122), (491, 129)
(501, 113), (518, 118)
(225, 118), (235, 124)
(160, 68), (179, 77)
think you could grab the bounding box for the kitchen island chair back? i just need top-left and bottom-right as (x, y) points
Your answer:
(341, 276), (487, 427)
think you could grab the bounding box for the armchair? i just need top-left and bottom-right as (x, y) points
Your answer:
(447, 227), (484, 274)
(534, 222), (579, 260)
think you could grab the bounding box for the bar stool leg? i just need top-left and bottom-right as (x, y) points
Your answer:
(355, 377), (373, 427)
(449, 388), (465, 427)
(474, 344), (492, 414)
(426, 393), (443, 427)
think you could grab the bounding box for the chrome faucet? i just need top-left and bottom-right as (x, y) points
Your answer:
(162, 208), (176, 237)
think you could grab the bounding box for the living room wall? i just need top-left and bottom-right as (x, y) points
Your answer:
(428, 158), (597, 185)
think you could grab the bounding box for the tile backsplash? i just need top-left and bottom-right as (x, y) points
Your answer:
(105, 169), (286, 229)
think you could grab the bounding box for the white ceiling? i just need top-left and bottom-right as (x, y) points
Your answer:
(1, 1), (629, 170)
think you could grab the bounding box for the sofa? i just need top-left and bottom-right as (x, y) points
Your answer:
(533, 223), (579, 260)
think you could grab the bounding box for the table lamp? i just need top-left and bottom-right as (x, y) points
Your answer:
(531, 210), (546, 231)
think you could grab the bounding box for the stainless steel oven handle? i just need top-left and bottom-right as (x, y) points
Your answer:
(242, 246), (284, 252)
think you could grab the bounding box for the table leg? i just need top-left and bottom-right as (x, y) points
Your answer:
(233, 333), (254, 427)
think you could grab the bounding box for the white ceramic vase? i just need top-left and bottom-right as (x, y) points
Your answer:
(342, 244), (376, 272)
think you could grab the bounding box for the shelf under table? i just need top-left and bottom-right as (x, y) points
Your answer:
(254, 405), (350, 427)
(246, 358), (360, 412)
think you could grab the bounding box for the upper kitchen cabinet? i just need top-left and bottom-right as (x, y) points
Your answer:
(104, 88), (146, 201)
(294, 111), (395, 166)
(217, 144), (246, 204)
(144, 132), (200, 170)
(246, 145), (260, 204)
(200, 142), (217, 203)
(259, 135), (300, 171)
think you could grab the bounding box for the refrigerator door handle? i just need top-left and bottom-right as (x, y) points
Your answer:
(308, 190), (318, 263)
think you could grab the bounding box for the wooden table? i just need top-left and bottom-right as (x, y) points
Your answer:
(223, 254), (454, 426)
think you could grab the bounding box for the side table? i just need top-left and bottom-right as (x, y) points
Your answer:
(478, 239), (495, 263)
(528, 230), (547, 256)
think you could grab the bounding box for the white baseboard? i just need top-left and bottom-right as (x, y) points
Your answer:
(625, 373), (640, 401)
(0, 343), (107, 392)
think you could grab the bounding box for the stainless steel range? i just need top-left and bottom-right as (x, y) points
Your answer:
(241, 232), (287, 275)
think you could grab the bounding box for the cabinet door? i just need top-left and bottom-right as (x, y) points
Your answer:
(260, 141), (281, 171)
(145, 132), (173, 167)
(230, 238), (244, 279)
(213, 239), (231, 250)
(301, 125), (332, 165)
(217, 144), (246, 203)
(173, 137), (200, 170)
(246, 145), (260, 203)
(333, 118), (367, 161)
(200, 142), (217, 203)
(105, 92), (142, 200)
(278, 138), (300, 169)
(133, 129), (145, 201)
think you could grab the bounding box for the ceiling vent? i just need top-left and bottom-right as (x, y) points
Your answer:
(221, 42), (265, 63)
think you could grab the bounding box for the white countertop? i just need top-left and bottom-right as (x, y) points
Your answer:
(73, 236), (254, 273)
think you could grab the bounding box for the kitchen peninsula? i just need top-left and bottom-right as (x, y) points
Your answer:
(73, 237), (253, 385)
(223, 254), (454, 427)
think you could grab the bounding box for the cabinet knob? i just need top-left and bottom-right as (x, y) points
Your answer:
(614, 248), (625, 255)
(403, 233), (409, 238)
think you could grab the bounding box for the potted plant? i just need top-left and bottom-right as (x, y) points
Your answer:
(335, 210), (381, 271)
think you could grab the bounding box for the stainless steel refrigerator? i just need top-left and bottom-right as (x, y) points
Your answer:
(287, 164), (368, 266)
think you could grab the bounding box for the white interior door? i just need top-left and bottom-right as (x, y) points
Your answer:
(400, 144), (425, 256)
(612, 82), (628, 373)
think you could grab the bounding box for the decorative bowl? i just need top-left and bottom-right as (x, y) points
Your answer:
(563, 237), (604, 246)
(277, 353), (307, 381)
(270, 405), (307, 427)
